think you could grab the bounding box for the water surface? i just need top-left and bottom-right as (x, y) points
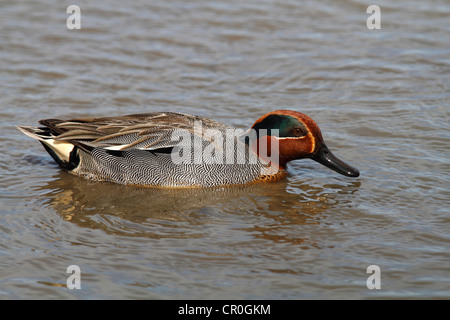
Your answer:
(0, 0), (449, 299)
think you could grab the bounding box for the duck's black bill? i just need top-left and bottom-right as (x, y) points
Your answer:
(311, 143), (360, 177)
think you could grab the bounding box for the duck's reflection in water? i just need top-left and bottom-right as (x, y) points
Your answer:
(36, 170), (360, 245)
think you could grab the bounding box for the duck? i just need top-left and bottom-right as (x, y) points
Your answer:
(17, 110), (359, 188)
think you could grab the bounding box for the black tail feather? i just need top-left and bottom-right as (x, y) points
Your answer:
(40, 142), (80, 171)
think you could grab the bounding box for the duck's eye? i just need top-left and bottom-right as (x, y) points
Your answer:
(293, 128), (305, 136)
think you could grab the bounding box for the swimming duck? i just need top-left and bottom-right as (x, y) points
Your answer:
(17, 110), (359, 188)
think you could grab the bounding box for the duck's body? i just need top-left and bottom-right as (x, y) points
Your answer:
(17, 110), (359, 188)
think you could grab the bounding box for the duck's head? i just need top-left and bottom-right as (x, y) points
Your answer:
(249, 110), (360, 177)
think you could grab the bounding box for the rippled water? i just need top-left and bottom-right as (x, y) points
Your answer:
(0, 0), (449, 299)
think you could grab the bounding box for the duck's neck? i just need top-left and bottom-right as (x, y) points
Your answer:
(247, 135), (287, 170)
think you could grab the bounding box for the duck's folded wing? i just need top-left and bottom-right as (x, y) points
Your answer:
(42, 112), (229, 153)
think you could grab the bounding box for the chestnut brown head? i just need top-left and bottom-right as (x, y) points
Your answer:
(250, 110), (359, 177)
